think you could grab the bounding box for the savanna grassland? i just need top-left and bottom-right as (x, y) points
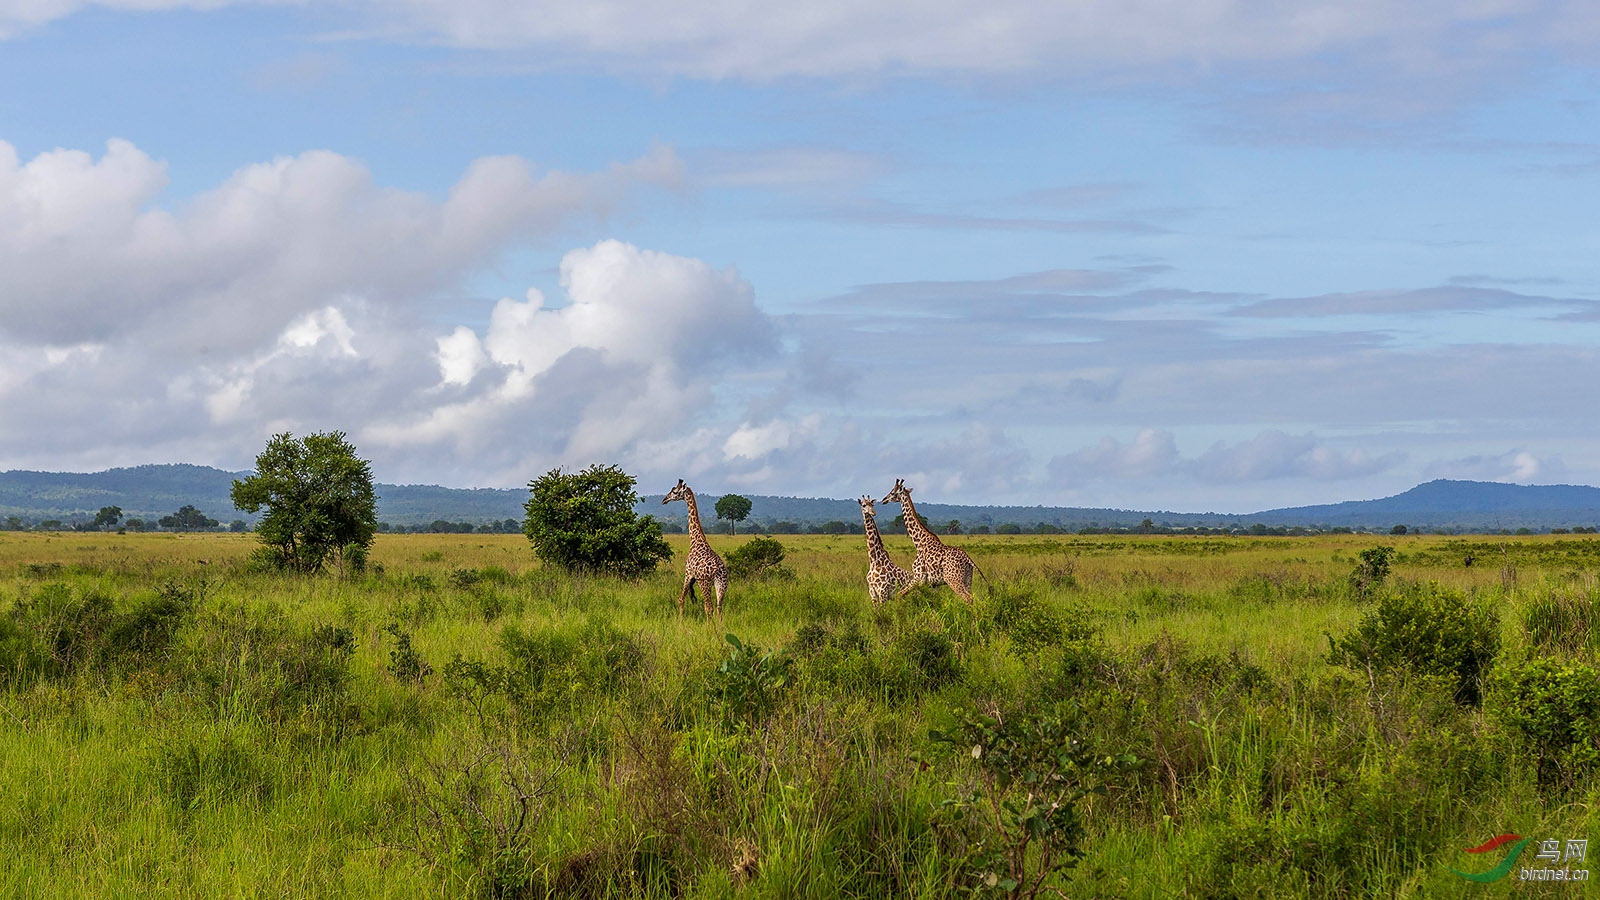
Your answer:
(4, 530), (1600, 898)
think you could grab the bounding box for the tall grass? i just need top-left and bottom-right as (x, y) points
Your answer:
(1, 531), (1597, 897)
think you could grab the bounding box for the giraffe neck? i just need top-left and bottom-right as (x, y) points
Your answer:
(683, 490), (709, 546)
(863, 511), (892, 562)
(900, 494), (943, 550)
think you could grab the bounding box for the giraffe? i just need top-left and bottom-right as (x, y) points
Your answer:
(881, 478), (978, 603)
(662, 479), (728, 618)
(858, 495), (912, 606)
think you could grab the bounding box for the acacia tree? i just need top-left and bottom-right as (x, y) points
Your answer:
(523, 464), (671, 578)
(92, 506), (123, 530)
(230, 431), (377, 574)
(714, 494), (753, 535)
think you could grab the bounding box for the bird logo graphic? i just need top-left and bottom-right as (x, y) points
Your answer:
(1451, 834), (1531, 883)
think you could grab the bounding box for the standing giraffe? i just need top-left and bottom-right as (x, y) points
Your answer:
(882, 478), (978, 603)
(662, 479), (728, 618)
(858, 496), (912, 606)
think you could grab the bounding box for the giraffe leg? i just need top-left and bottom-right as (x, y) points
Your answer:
(712, 575), (727, 620)
(679, 577), (696, 616)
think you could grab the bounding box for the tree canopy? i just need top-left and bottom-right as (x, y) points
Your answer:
(522, 464), (672, 578)
(159, 505), (217, 531)
(230, 431), (377, 574)
(714, 494), (753, 534)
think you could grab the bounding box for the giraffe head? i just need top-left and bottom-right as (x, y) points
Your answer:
(858, 495), (878, 519)
(882, 478), (911, 506)
(662, 479), (692, 504)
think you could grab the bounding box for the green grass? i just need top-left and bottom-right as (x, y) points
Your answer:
(2, 531), (1598, 897)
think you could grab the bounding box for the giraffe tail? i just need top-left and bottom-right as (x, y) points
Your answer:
(971, 561), (991, 591)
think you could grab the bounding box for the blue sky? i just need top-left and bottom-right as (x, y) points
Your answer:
(2, 1), (1598, 511)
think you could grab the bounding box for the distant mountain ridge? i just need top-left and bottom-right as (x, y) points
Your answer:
(0, 464), (532, 526)
(2, 465), (1599, 532)
(1249, 479), (1600, 531)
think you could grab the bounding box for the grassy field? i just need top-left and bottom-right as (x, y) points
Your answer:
(3, 530), (1599, 898)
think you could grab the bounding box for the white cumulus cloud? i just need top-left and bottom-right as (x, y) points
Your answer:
(365, 239), (780, 481)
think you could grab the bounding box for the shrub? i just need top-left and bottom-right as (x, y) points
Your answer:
(1348, 545), (1395, 598)
(894, 629), (961, 689)
(0, 614), (48, 686)
(988, 587), (1067, 655)
(1491, 656), (1600, 790)
(930, 705), (1133, 899)
(725, 537), (790, 580)
(444, 617), (644, 725)
(1328, 581), (1499, 705)
(523, 464), (672, 578)
(385, 623), (432, 683)
(710, 633), (791, 727)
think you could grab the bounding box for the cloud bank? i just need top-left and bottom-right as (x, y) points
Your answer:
(7, 1), (1600, 85)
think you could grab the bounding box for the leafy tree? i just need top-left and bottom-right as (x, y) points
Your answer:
(230, 431), (378, 574)
(1390, 524), (1408, 535)
(714, 494), (754, 535)
(158, 505), (219, 530)
(522, 464), (671, 578)
(92, 506), (123, 530)
(944, 520), (962, 535)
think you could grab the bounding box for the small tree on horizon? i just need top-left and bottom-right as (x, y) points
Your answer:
(715, 494), (753, 535)
(92, 506), (123, 530)
(159, 505), (219, 531)
(230, 431), (377, 574)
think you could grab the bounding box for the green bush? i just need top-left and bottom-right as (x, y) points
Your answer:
(523, 464), (671, 578)
(1348, 545), (1395, 598)
(894, 629), (962, 690)
(987, 586), (1088, 655)
(5, 581), (198, 681)
(930, 705), (1133, 899)
(385, 623), (432, 683)
(179, 605), (359, 727)
(444, 617), (645, 725)
(725, 537), (790, 580)
(1491, 656), (1600, 790)
(1327, 581), (1499, 705)
(710, 633), (791, 727)
(0, 614), (48, 685)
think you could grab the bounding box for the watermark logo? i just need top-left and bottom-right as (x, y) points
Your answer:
(1452, 834), (1589, 884)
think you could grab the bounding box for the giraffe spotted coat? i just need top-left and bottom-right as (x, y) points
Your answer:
(858, 496), (912, 606)
(662, 479), (728, 618)
(882, 478), (977, 603)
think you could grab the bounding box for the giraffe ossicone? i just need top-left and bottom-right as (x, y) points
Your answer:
(662, 479), (728, 619)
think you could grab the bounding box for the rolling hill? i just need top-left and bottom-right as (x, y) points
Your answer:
(3, 465), (1599, 532)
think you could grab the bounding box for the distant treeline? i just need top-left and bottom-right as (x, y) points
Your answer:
(378, 519), (524, 535)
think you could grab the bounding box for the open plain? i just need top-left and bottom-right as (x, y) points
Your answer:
(3, 530), (1598, 898)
